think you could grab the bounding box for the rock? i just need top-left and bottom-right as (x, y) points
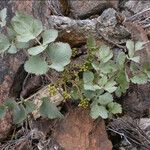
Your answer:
(123, 1), (150, 14)
(69, 0), (119, 19)
(96, 8), (130, 44)
(49, 9), (130, 47)
(0, 51), (27, 139)
(16, 140), (30, 150)
(121, 0), (150, 33)
(53, 108), (112, 150)
(108, 117), (150, 149)
(139, 118), (150, 138)
(0, 0), (54, 139)
(24, 85), (64, 119)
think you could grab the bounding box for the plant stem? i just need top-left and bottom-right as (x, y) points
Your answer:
(35, 37), (42, 45)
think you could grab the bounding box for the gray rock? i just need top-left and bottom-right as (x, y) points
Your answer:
(96, 8), (130, 44)
(97, 8), (117, 27)
(69, 0), (118, 19)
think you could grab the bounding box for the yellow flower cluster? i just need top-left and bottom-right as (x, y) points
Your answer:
(62, 91), (71, 100)
(78, 98), (89, 108)
(80, 64), (89, 72)
(72, 48), (78, 57)
(48, 85), (57, 96)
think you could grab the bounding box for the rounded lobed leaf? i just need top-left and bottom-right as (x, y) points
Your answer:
(108, 102), (122, 114)
(28, 45), (47, 55)
(0, 8), (7, 27)
(7, 44), (17, 54)
(0, 33), (10, 53)
(11, 12), (43, 42)
(13, 104), (27, 124)
(116, 51), (126, 68)
(24, 56), (48, 75)
(42, 29), (58, 45)
(83, 71), (94, 83)
(131, 73), (148, 84)
(135, 41), (145, 51)
(24, 101), (35, 114)
(126, 40), (135, 58)
(40, 97), (63, 119)
(103, 80), (117, 93)
(87, 35), (96, 49)
(98, 45), (113, 63)
(47, 42), (72, 71)
(90, 104), (108, 119)
(97, 92), (113, 105)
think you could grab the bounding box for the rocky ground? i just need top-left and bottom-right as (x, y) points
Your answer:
(0, 0), (150, 150)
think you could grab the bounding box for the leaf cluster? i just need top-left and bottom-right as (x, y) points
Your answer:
(0, 97), (63, 124)
(0, 8), (149, 123)
(0, 8), (72, 74)
(68, 37), (149, 119)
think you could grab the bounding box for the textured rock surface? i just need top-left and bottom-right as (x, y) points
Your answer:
(53, 108), (112, 150)
(69, 0), (118, 19)
(0, 52), (26, 139)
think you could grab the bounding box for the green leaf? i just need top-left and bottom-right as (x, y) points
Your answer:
(95, 89), (105, 96)
(115, 87), (122, 97)
(130, 63), (139, 73)
(103, 80), (117, 93)
(42, 29), (58, 45)
(131, 73), (148, 84)
(126, 40), (135, 58)
(87, 36), (96, 49)
(4, 99), (16, 109)
(13, 104), (27, 124)
(40, 97), (63, 119)
(129, 56), (140, 63)
(145, 70), (150, 78)
(98, 76), (108, 87)
(84, 84), (100, 91)
(83, 71), (100, 91)
(83, 71), (94, 83)
(24, 56), (48, 75)
(0, 33), (10, 53)
(7, 43), (17, 54)
(0, 105), (6, 118)
(135, 41), (145, 51)
(116, 70), (129, 92)
(28, 45), (47, 55)
(11, 12), (43, 42)
(92, 61), (100, 71)
(7, 27), (29, 49)
(108, 102), (122, 114)
(15, 41), (29, 49)
(97, 93), (113, 105)
(90, 104), (108, 119)
(24, 101), (35, 113)
(7, 27), (17, 41)
(83, 90), (95, 99)
(99, 45), (113, 63)
(100, 61), (118, 74)
(71, 87), (79, 100)
(116, 51), (126, 68)
(0, 8), (7, 27)
(47, 42), (72, 71)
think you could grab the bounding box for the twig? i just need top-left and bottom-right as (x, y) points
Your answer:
(126, 8), (150, 22)
(144, 23), (150, 29)
(96, 25), (127, 52)
(108, 128), (131, 144)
